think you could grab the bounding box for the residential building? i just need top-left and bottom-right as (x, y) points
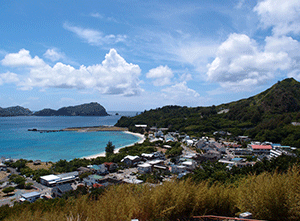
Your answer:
(121, 155), (141, 166)
(181, 160), (197, 170)
(103, 162), (118, 172)
(250, 145), (272, 155)
(170, 165), (187, 174)
(138, 163), (152, 174)
(52, 183), (73, 198)
(19, 192), (41, 203)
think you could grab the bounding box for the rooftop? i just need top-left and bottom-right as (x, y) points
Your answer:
(21, 191), (41, 198)
(251, 145), (272, 150)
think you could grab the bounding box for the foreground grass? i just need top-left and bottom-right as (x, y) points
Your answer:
(2, 167), (300, 221)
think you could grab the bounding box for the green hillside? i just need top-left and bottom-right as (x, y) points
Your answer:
(115, 78), (300, 147)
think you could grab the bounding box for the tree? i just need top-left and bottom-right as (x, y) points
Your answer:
(105, 141), (115, 157)
(2, 186), (15, 195)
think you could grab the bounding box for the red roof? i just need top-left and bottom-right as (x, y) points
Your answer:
(92, 183), (103, 188)
(103, 162), (114, 166)
(251, 145), (272, 150)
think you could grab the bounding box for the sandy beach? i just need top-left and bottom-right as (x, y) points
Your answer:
(83, 131), (145, 159)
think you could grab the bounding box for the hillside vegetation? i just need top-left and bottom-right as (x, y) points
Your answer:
(1, 167), (300, 221)
(116, 78), (300, 147)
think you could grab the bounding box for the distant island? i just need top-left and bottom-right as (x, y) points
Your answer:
(0, 102), (108, 117)
(0, 106), (32, 117)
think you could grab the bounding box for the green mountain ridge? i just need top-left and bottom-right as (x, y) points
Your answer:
(115, 78), (300, 147)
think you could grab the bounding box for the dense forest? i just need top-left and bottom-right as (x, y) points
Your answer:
(116, 78), (300, 147)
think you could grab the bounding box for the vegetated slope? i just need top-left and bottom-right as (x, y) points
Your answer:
(0, 106), (32, 116)
(33, 102), (109, 116)
(115, 78), (300, 147)
(2, 167), (300, 221)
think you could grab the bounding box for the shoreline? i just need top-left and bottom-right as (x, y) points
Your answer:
(83, 131), (145, 159)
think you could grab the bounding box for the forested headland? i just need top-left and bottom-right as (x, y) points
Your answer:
(116, 78), (300, 147)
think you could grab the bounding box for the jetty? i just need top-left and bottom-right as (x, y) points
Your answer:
(28, 126), (127, 133)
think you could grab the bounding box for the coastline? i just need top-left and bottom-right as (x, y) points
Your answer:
(83, 131), (145, 159)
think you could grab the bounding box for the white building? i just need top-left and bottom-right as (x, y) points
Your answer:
(138, 163), (152, 174)
(40, 172), (78, 186)
(19, 192), (41, 203)
(182, 160), (196, 170)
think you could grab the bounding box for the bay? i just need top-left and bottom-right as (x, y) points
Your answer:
(0, 112), (139, 162)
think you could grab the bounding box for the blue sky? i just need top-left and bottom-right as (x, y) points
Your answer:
(1, 0), (300, 111)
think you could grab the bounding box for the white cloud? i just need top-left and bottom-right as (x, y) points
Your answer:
(206, 33), (291, 91)
(1, 49), (45, 67)
(2, 49), (142, 96)
(146, 65), (173, 86)
(63, 23), (127, 46)
(43, 48), (65, 62)
(161, 81), (200, 106)
(90, 12), (103, 19)
(254, 0), (300, 36)
(0, 72), (19, 85)
(180, 73), (192, 82)
(265, 36), (300, 58)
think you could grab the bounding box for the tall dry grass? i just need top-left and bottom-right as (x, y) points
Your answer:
(3, 167), (300, 221)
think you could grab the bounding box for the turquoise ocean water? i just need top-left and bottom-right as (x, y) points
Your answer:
(0, 112), (140, 162)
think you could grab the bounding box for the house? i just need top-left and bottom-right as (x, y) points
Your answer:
(83, 174), (103, 186)
(78, 166), (93, 175)
(0, 163), (7, 171)
(19, 192), (41, 203)
(52, 183), (73, 198)
(138, 163), (152, 174)
(103, 162), (118, 172)
(164, 134), (175, 142)
(181, 160), (197, 170)
(229, 148), (253, 156)
(92, 183), (104, 188)
(186, 139), (194, 146)
(86, 164), (108, 175)
(250, 145), (272, 155)
(141, 153), (155, 160)
(123, 178), (143, 184)
(121, 155), (141, 166)
(199, 150), (221, 162)
(33, 160), (41, 165)
(270, 149), (282, 158)
(170, 165), (187, 174)
(147, 159), (164, 167)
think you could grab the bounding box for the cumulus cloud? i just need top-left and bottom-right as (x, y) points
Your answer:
(1, 49), (45, 67)
(180, 73), (192, 82)
(0, 72), (19, 85)
(206, 33), (291, 90)
(254, 0), (300, 36)
(63, 23), (127, 46)
(43, 48), (65, 62)
(161, 81), (200, 106)
(146, 65), (173, 86)
(2, 49), (142, 96)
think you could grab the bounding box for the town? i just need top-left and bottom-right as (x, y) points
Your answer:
(0, 124), (296, 210)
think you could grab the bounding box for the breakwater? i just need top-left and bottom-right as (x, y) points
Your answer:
(28, 126), (127, 133)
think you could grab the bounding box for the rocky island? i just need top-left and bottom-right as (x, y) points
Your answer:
(0, 106), (32, 117)
(0, 102), (109, 117)
(33, 102), (108, 116)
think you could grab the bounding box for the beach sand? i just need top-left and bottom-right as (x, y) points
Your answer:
(83, 131), (145, 159)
